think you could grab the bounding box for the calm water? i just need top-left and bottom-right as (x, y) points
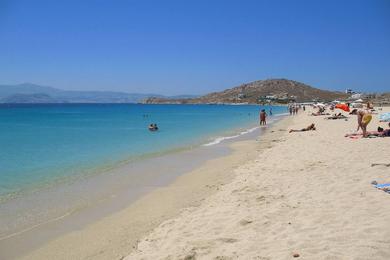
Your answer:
(0, 104), (285, 200)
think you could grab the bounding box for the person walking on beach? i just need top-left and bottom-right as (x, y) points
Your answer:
(260, 109), (267, 125)
(289, 106), (293, 115)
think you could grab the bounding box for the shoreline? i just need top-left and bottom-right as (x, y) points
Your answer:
(0, 115), (291, 259)
(0, 103), (282, 205)
(0, 110), (281, 238)
(0, 119), (258, 205)
(124, 107), (390, 259)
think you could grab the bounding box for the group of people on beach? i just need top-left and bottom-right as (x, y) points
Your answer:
(345, 108), (390, 137)
(288, 105), (301, 115)
(288, 101), (390, 138)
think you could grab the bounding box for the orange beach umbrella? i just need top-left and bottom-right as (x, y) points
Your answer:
(335, 103), (350, 112)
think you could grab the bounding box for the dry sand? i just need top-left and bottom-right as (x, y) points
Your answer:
(124, 107), (390, 260)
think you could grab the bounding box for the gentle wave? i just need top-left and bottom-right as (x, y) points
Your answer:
(203, 126), (259, 146)
(202, 112), (289, 147)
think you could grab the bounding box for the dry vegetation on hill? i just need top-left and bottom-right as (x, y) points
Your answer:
(143, 79), (348, 104)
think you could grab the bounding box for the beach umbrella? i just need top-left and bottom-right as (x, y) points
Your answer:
(316, 103), (326, 107)
(335, 103), (350, 112)
(355, 99), (363, 103)
(379, 112), (390, 122)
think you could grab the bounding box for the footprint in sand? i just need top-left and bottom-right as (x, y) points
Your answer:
(256, 195), (266, 202)
(239, 219), (253, 225)
(218, 238), (238, 243)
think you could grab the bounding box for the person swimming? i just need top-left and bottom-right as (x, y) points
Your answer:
(148, 123), (158, 131)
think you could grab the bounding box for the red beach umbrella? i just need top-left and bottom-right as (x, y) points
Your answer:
(335, 103), (350, 112)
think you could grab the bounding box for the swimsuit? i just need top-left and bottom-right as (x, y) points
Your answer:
(362, 114), (372, 125)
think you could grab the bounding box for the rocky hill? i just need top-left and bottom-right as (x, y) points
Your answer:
(143, 79), (348, 104)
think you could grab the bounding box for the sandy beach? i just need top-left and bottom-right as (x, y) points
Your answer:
(2, 1), (389, 259)
(123, 107), (390, 260)
(11, 107), (390, 260)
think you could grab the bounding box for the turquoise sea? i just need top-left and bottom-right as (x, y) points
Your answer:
(0, 104), (285, 201)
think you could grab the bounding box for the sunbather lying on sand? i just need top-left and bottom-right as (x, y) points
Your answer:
(289, 123), (316, 133)
(344, 127), (390, 138)
(325, 113), (347, 120)
(311, 111), (330, 116)
(311, 107), (327, 116)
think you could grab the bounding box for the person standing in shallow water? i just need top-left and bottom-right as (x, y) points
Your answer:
(260, 109), (267, 125)
(269, 108), (272, 116)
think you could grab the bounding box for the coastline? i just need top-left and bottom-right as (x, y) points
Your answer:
(0, 103), (279, 205)
(7, 106), (390, 259)
(1, 114), (292, 259)
(124, 107), (390, 259)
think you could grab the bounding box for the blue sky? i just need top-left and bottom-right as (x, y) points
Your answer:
(0, 0), (389, 94)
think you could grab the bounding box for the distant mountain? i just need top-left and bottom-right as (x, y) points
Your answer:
(0, 83), (62, 98)
(0, 80), (348, 104)
(0, 83), (196, 103)
(143, 79), (348, 104)
(2, 93), (60, 103)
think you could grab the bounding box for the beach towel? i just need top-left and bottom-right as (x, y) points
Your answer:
(372, 182), (390, 194)
(375, 183), (390, 189)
